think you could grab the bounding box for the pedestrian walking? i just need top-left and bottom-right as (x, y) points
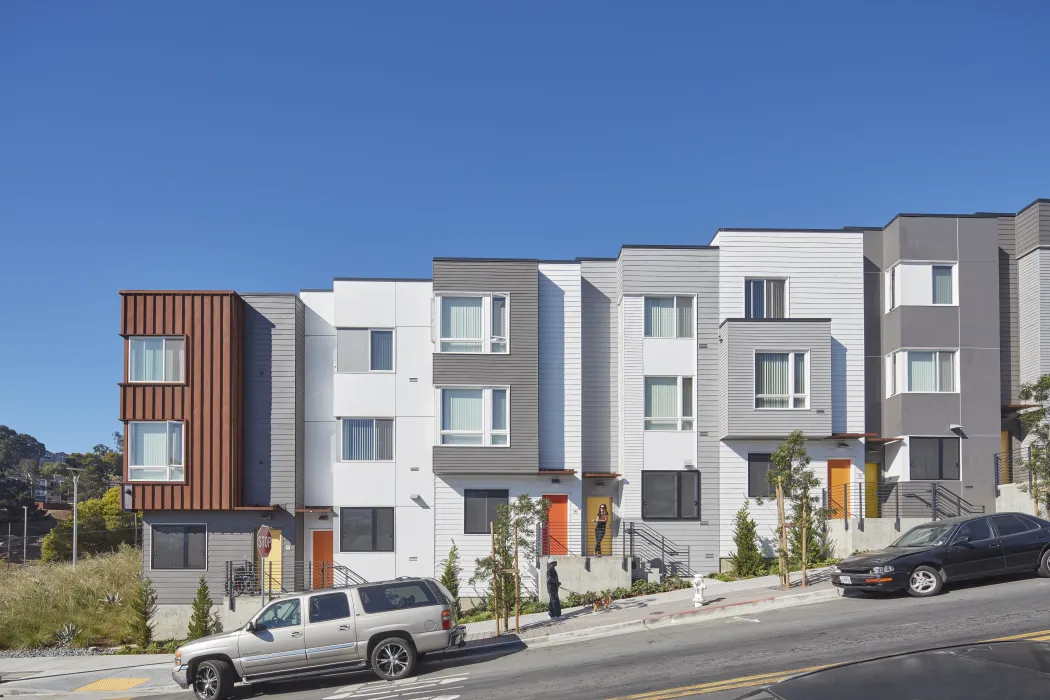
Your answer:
(593, 503), (609, 556)
(546, 556), (562, 619)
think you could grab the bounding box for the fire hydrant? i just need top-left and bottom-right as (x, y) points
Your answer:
(693, 574), (707, 608)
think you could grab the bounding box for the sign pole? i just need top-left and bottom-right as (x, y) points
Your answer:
(514, 522), (520, 633)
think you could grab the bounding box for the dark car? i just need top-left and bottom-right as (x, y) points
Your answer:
(831, 512), (1050, 597)
(736, 641), (1050, 699)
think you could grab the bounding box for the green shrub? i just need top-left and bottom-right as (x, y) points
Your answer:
(129, 577), (158, 649)
(439, 541), (462, 617)
(187, 575), (218, 641)
(728, 500), (765, 577)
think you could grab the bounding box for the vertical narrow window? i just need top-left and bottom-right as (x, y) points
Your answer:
(440, 297), (484, 352)
(342, 419), (375, 460)
(644, 297), (676, 338)
(491, 389), (508, 445)
(491, 296), (508, 352)
(675, 296), (694, 338)
(644, 377), (679, 430)
(766, 280), (786, 318)
(745, 280), (764, 319)
(792, 352), (807, 408)
(375, 419), (394, 460)
(681, 377), (694, 431)
(907, 351), (937, 392)
(130, 337), (184, 382)
(937, 351), (955, 392)
(889, 267), (897, 310)
(370, 330), (393, 371)
(755, 353), (789, 408)
(932, 265), (953, 305)
(890, 353), (897, 396)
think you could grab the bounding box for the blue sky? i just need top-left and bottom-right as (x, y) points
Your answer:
(1, 1), (1048, 452)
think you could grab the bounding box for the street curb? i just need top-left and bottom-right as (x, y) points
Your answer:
(442, 587), (841, 656)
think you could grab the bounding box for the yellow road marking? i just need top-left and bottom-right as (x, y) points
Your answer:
(73, 678), (148, 692)
(607, 629), (1050, 699)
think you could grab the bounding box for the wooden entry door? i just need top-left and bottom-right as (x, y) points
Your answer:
(542, 495), (569, 555)
(587, 496), (613, 556)
(864, 462), (880, 518)
(312, 530), (334, 589)
(827, 460), (851, 519)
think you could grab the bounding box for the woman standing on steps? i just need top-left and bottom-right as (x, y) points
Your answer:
(593, 503), (609, 556)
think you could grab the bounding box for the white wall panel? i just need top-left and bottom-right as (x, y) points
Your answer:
(333, 373), (396, 417)
(539, 264), (582, 470)
(643, 338), (697, 377)
(334, 281), (396, 328)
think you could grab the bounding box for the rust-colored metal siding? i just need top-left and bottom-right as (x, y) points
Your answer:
(119, 292), (243, 510)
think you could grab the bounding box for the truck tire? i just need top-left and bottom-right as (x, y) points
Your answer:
(193, 659), (234, 700)
(370, 636), (417, 681)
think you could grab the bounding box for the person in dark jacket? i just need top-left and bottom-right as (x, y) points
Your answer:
(546, 556), (562, 619)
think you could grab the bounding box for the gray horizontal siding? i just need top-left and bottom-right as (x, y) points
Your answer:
(242, 294), (303, 509)
(618, 248), (718, 297)
(433, 260), (539, 474)
(720, 320), (832, 438)
(1016, 201), (1050, 258)
(143, 511), (298, 606)
(581, 260), (618, 472)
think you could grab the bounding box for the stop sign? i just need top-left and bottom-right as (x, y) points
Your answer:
(256, 526), (273, 558)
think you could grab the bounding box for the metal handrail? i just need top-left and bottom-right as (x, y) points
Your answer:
(622, 521), (693, 576)
(824, 481), (984, 531)
(224, 560), (367, 597)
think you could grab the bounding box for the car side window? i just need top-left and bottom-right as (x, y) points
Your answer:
(255, 599), (301, 630)
(991, 515), (1028, 537)
(309, 592), (351, 623)
(1017, 515), (1045, 531)
(955, 519), (992, 542)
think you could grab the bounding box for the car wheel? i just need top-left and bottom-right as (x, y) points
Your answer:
(193, 660), (234, 700)
(907, 566), (943, 597)
(1038, 549), (1050, 578)
(371, 637), (416, 681)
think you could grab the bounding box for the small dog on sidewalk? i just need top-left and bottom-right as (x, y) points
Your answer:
(592, 592), (613, 612)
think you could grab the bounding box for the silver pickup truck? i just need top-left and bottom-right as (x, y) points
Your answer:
(172, 577), (466, 700)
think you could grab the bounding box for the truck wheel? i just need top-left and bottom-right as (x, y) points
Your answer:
(371, 637), (416, 681)
(193, 659), (234, 700)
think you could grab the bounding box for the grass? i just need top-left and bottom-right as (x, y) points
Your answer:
(0, 546), (142, 649)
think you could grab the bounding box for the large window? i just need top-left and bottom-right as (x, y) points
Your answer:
(339, 507), (394, 552)
(747, 453), (775, 498)
(745, 279), (786, 319)
(644, 377), (694, 431)
(340, 418), (394, 461)
(150, 524), (206, 570)
(909, 437), (960, 480)
(129, 421), (184, 481)
(642, 471), (700, 520)
(438, 387), (508, 446)
(464, 489), (508, 534)
(885, 263), (957, 310)
(887, 350), (956, 395)
(358, 582), (438, 614)
(755, 352), (808, 409)
(438, 294), (509, 353)
(337, 329), (394, 372)
(643, 297), (693, 338)
(129, 337), (184, 383)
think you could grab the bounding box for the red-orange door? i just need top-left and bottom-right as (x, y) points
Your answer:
(542, 495), (569, 555)
(827, 459), (852, 519)
(312, 530), (334, 589)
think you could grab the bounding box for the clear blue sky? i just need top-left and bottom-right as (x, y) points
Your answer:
(2, 1), (1048, 453)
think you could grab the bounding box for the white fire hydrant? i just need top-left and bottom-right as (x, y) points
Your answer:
(693, 574), (707, 608)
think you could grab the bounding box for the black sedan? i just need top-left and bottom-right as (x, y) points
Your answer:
(831, 512), (1050, 597)
(736, 641), (1050, 700)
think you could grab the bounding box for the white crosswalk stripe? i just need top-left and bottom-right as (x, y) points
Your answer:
(323, 673), (469, 700)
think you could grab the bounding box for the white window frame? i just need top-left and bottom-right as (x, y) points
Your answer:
(886, 349), (959, 395)
(744, 278), (789, 319)
(643, 376), (695, 431)
(128, 420), (185, 482)
(642, 296), (695, 338)
(335, 328), (395, 373)
(148, 523), (207, 572)
(435, 386), (511, 447)
(885, 262), (958, 311)
(434, 293), (510, 354)
(338, 418), (395, 462)
(128, 336), (185, 383)
(930, 264), (955, 305)
(753, 351), (809, 410)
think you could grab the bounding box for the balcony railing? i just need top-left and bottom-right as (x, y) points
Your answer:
(224, 560), (366, 598)
(994, 449), (1044, 497)
(823, 481), (984, 531)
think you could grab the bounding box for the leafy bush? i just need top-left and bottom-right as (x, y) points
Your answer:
(439, 541), (462, 617)
(41, 487), (139, 562)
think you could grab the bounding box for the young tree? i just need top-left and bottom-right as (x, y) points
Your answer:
(1019, 374), (1050, 516)
(41, 486), (138, 562)
(187, 575), (217, 640)
(129, 577), (159, 648)
(439, 541), (462, 616)
(728, 500), (765, 578)
(469, 495), (550, 630)
(768, 430), (826, 588)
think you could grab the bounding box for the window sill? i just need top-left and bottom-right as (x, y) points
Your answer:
(335, 370), (396, 375)
(435, 444), (510, 448)
(338, 459), (395, 463)
(753, 407), (811, 411)
(889, 391), (960, 396)
(150, 567), (207, 572)
(127, 479), (186, 485)
(120, 381), (188, 387)
(643, 429), (695, 433)
(643, 336), (696, 340)
(435, 351), (511, 356)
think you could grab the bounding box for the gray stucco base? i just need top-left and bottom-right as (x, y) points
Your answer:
(153, 597), (265, 640)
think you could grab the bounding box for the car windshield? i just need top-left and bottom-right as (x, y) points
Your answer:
(891, 523), (956, 547)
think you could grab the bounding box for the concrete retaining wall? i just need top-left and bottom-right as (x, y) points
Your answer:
(539, 556), (633, 600)
(826, 518), (931, 558)
(154, 597), (265, 639)
(996, 483), (1046, 517)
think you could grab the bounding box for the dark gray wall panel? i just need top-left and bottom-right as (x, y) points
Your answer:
(998, 217), (1018, 404)
(958, 261), (1001, 349)
(433, 260), (539, 474)
(895, 306), (960, 352)
(898, 394), (961, 436)
(865, 355), (883, 437)
(882, 220), (901, 269)
(899, 216), (958, 262)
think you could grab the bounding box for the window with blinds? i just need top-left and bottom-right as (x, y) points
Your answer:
(888, 350), (956, 394)
(340, 418), (394, 461)
(745, 279), (787, 319)
(438, 387), (510, 446)
(754, 352), (808, 409)
(337, 329), (395, 372)
(129, 337), (185, 382)
(438, 294), (509, 353)
(643, 296), (694, 338)
(641, 471), (700, 520)
(644, 376), (695, 431)
(129, 421), (184, 481)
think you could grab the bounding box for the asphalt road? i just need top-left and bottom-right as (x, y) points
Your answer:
(143, 572), (1050, 700)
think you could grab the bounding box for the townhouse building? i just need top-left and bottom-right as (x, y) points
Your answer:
(120, 198), (1049, 625)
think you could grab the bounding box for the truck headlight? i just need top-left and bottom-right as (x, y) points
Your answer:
(871, 565), (895, 576)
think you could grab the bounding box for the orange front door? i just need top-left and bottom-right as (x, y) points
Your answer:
(542, 495), (569, 555)
(827, 459), (852, 519)
(312, 530), (334, 589)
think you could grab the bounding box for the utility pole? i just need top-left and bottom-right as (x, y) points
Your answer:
(67, 468), (84, 567)
(23, 506), (28, 566)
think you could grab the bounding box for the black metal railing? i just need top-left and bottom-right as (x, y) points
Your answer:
(824, 482), (984, 531)
(622, 521), (692, 576)
(537, 519), (575, 557)
(994, 449), (1042, 497)
(225, 560), (366, 598)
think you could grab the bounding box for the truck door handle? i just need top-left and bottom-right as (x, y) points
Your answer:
(291, 631), (303, 638)
(338, 625), (352, 631)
